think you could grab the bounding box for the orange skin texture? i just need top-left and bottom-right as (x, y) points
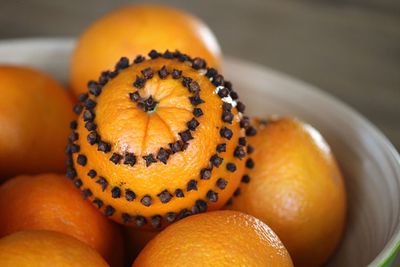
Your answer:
(0, 230), (109, 267)
(0, 66), (74, 180)
(133, 210), (293, 267)
(70, 4), (221, 96)
(0, 174), (124, 267)
(230, 117), (347, 267)
(73, 57), (246, 226)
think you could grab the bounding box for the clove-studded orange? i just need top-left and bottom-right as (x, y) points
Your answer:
(66, 51), (256, 229)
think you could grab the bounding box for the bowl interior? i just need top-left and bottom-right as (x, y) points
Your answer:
(0, 38), (399, 266)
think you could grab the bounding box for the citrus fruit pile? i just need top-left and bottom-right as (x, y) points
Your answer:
(0, 4), (346, 267)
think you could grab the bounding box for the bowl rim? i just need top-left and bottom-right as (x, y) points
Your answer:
(0, 37), (399, 266)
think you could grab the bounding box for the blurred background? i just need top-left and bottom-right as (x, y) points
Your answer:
(0, 0), (399, 149)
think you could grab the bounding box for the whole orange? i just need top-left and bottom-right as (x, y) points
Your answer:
(0, 173), (124, 267)
(230, 117), (347, 267)
(0, 66), (74, 180)
(133, 210), (293, 267)
(0, 230), (108, 267)
(70, 4), (221, 96)
(68, 53), (254, 228)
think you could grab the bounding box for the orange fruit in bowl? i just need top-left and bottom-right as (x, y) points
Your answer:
(230, 117), (347, 267)
(67, 52), (255, 229)
(70, 4), (221, 96)
(133, 210), (293, 266)
(0, 66), (74, 180)
(0, 230), (108, 267)
(0, 173), (124, 267)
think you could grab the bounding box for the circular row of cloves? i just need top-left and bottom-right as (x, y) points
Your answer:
(66, 50), (256, 228)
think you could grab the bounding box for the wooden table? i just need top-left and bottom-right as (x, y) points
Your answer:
(0, 0), (399, 149)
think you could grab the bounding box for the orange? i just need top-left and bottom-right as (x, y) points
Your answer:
(133, 210), (293, 267)
(67, 53), (255, 228)
(0, 230), (108, 267)
(70, 4), (221, 96)
(0, 173), (124, 267)
(230, 117), (347, 267)
(0, 66), (74, 180)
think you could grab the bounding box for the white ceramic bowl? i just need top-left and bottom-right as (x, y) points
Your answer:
(0, 38), (399, 266)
